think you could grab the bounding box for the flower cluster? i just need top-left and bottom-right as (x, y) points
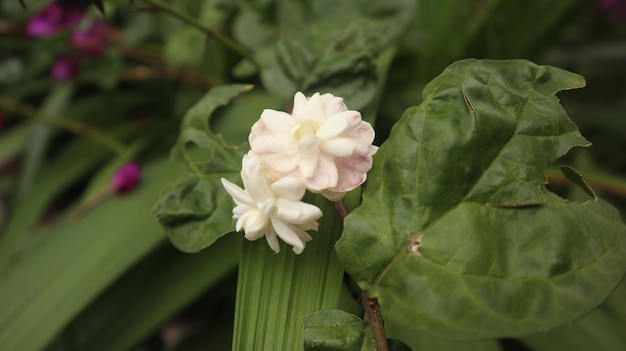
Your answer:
(25, 1), (115, 82)
(25, 1), (86, 38)
(222, 92), (377, 254)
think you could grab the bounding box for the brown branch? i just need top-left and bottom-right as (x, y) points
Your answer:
(362, 290), (388, 351)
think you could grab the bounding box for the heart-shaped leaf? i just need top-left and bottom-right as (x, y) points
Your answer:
(336, 59), (626, 337)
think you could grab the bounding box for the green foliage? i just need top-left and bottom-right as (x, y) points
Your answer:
(303, 309), (412, 351)
(304, 309), (374, 351)
(2, 1), (626, 350)
(234, 0), (416, 109)
(0, 155), (186, 351)
(153, 84), (251, 252)
(336, 59), (626, 337)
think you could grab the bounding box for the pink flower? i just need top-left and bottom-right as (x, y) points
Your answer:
(26, 1), (85, 37)
(70, 20), (111, 57)
(111, 162), (142, 195)
(249, 92), (377, 200)
(51, 56), (80, 82)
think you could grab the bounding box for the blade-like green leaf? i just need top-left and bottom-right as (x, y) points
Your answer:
(336, 59), (626, 337)
(45, 235), (240, 351)
(232, 195), (348, 351)
(154, 84), (251, 252)
(0, 122), (30, 166)
(0, 154), (186, 351)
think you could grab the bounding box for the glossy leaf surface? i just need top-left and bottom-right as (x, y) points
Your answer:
(336, 59), (626, 337)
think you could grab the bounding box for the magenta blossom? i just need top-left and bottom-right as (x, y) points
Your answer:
(71, 20), (111, 57)
(51, 56), (80, 82)
(111, 162), (142, 195)
(597, 0), (626, 18)
(26, 1), (86, 37)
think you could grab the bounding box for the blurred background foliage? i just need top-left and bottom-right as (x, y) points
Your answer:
(0, 0), (625, 350)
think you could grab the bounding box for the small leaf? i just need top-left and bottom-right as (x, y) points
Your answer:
(303, 310), (414, 351)
(303, 309), (368, 351)
(154, 84), (251, 252)
(336, 59), (626, 337)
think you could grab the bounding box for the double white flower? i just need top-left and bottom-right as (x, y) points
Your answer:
(221, 153), (322, 254)
(250, 92), (378, 200)
(222, 92), (377, 254)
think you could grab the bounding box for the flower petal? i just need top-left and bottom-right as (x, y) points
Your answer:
(259, 109), (292, 134)
(320, 138), (358, 158)
(270, 177), (306, 200)
(241, 153), (274, 201)
(291, 91), (308, 117)
(320, 93), (347, 116)
(265, 154), (299, 174)
(271, 218), (305, 252)
(304, 156), (338, 191)
(221, 178), (253, 206)
(316, 111), (357, 139)
(276, 199), (322, 224)
(242, 208), (269, 240)
(299, 148), (321, 179)
(265, 229), (281, 253)
(297, 93), (324, 122)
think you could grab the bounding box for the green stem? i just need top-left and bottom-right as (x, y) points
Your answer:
(142, 0), (259, 68)
(0, 96), (127, 156)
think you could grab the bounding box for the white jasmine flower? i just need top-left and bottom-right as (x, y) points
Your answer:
(221, 153), (323, 254)
(249, 92), (378, 200)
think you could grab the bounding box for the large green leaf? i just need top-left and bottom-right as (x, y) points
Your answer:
(521, 278), (626, 351)
(336, 59), (626, 337)
(154, 84), (251, 252)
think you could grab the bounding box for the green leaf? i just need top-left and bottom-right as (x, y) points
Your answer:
(0, 154), (185, 351)
(303, 309), (413, 351)
(336, 59), (626, 337)
(386, 321), (503, 351)
(303, 309), (371, 351)
(235, 0), (415, 110)
(521, 278), (626, 351)
(232, 194), (349, 351)
(45, 235), (241, 351)
(154, 84), (251, 252)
